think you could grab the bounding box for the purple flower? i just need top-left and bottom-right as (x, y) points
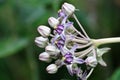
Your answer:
(63, 52), (73, 64)
(59, 45), (84, 75)
(51, 22), (73, 46)
(56, 38), (65, 49)
(55, 25), (64, 35)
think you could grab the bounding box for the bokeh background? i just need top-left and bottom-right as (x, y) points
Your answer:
(0, 0), (120, 80)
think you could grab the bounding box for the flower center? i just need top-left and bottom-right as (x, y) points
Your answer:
(55, 25), (64, 34)
(63, 52), (73, 64)
(56, 38), (65, 49)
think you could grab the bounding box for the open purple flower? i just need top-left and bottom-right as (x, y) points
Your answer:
(51, 21), (73, 46)
(58, 45), (85, 75)
(55, 25), (64, 35)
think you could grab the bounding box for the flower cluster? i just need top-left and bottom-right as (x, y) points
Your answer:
(35, 2), (110, 80)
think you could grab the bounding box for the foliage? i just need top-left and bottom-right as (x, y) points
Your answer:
(109, 68), (120, 80)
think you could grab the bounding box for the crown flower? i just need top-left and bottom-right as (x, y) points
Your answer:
(35, 36), (48, 48)
(62, 2), (75, 16)
(46, 64), (58, 74)
(39, 52), (51, 62)
(35, 2), (120, 80)
(37, 25), (51, 37)
(45, 44), (60, 56)
(48, 17), (59, 28)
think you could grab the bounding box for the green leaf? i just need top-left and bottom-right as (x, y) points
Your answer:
(109, 68), (120, 80)
(0, 38), (29, 58)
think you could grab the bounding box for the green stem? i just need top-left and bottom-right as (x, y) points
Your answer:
(92, 37), (120, 47)
(72, 38), (88, 44)
(73, 14), (90, 39)
(86, 68), (94, 79)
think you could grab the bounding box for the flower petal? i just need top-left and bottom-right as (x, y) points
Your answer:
(61, 16), (68, 25)
(74, 58), (84, 64)
(66, 64), (73, 76)
(64, 22), (73, 28)
(70, 44), (78, 53)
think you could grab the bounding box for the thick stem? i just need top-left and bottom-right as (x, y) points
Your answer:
(72, 38), (88, 44)
(92, 37), (120, 47)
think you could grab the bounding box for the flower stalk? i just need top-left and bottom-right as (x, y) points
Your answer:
(73, 14), (90, 39)
(92, 37), (120, 47)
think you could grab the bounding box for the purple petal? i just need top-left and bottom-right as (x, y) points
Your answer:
(56, 38), (65, 48)
(61, 16), (68, 25)
(64, 52), (73, 64)
(64, 57), (73, 64)
(51, 34), (59, 44)
(64, 22), (73, 28)
(73, 58), (84, 64)
(56, 29), (62, 34)
(57, 25), (64, 30)
(70, 44), (78, 53)
(57, 41), (64, 45)
(60, 33), (66, 40)
(56, 25), (64, 34)
(58, 10), (66, 17)
(64, 52), (72, 58)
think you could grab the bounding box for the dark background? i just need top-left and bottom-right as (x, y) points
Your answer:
(0, 0), (120, 80)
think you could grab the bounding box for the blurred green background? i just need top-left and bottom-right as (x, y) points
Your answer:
(0, 0), (120, 80)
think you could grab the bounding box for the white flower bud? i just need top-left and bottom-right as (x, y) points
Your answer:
(37, 25), (51, 37)
(46, 64), (58, 74)
(62, 2), (75, 16)
(35, 36), (48, 48)
(45, 44), (60, 56)
(39, 52), (51, 62)
(85, 56), (97, 67)
(48, 17), (59, 28)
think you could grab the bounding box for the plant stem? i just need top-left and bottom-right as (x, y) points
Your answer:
(92, 37), (120, 47)
(75, 46), (94, 57)
(86, 68), (94, 79)
(68, 20), (87, 39)
(72, 38), (88, 44)
(73, 14), (90, 39)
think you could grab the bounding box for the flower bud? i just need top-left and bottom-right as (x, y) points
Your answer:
(35, 36), (48, 48)
(46, 64), (58, 74)
(39, 52), (51, 62)
(45, 44), (60, 56)
(85, 56), (97, 67)
(37, 25), (51, 37)
(48, 17), (59, 28)
(62, 2), (75, 16)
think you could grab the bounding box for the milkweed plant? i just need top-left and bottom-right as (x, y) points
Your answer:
(35, 2), (120, 80)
